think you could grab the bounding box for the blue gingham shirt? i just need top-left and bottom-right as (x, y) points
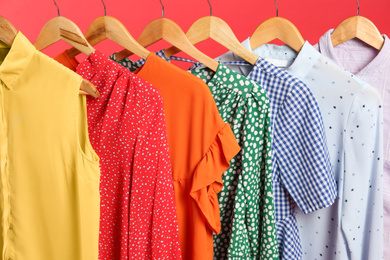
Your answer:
(135, 49), (169, 66)
(238, 40), (383, 260)
(191, 55), (338, 259)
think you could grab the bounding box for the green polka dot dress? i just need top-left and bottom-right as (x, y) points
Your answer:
(109, 53), (142, 72)
(190, 63), (279, 260)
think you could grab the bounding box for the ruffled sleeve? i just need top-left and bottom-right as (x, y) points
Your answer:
(190, 123), (241, 234)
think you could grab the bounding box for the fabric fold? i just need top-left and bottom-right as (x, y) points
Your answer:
(275, 215), (302, 259)
(110, 53), (241, 260)
(76, 51), (182, 259)
(190, 123), (240, 234)
(190, 62), (279, 259)
(210, 46), (337, 259)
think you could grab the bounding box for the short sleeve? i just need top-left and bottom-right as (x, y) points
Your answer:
(190, 123), (241, 234)
(130, 88), (182, 259)
(274, 84), (337, 214)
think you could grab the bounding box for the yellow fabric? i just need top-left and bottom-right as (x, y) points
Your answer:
(0, 32), (100, 260)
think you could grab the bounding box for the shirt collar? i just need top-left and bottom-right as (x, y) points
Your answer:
(246, 38), (319, 81)
(357, 34), (390, 79)
(206, 62), (255, 92)
(80, 50), (119, 75)
(316, 29), (339, 66)
(0, 32), (35, 89)
(245, 37), (297, 61)
(237, 39), (255, 76)
(248, 55), (287, 80)
(317, 29), (390, 83)
(241, 37), (251, 50)
(285, 42), (320, 80)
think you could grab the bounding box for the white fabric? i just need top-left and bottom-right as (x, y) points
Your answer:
(316, 31), (390, 260)
(217, 40), (384, 260)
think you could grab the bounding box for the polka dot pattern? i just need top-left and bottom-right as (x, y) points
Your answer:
(76, 51), (182, 260)
(220, 41), (384, 259)
(111, 53), (242, 260)
(191, 63), (279, 260)
(317, 31), (389, 259)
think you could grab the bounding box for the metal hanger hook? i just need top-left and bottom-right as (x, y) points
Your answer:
(159, 0), (165, 18)
(207, 0), (212, 16)
(356, 0), (360, 15)
(274, 0), (279, 17)
(52, 0), (60, 16)
(100, 0), (107, 16)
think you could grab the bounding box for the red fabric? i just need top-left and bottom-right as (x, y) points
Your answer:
(76, 51), (181, 260)
(134, 54), (240, 259)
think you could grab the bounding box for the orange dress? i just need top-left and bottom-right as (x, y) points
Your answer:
(53, 50), (79, 71)
(134, 53), (240, 260)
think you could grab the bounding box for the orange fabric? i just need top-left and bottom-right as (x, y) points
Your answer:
(134, 53), (240, 260)
(53, 50), (79, 71)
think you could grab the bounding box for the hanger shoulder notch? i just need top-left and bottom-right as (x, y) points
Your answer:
(209, 17), (258, 64)
(250, 17), (304, 52)
(34, 16), (95, 56)
(331, 16), (384, 50)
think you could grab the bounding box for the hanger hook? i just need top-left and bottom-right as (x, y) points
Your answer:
(274, 0), (279, 17)
(52, 0), (60, 16)
(100, 0), (107, 16)
(207, 0), (212, 16)
(159, 0), (165, 18)
(356, 0), (360, 15)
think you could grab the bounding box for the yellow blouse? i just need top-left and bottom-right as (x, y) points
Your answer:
(0, 32), (100, 260)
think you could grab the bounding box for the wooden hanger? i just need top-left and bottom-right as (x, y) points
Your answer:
(330, 16), (384, 50)
(114, 0), (218, 71)
(115, 18), (218, 71)
(164, 16), (258, 65)
(249, 17), (305, 52)
(67, 16), (150, 60)
(67, 0), (149, 59)
(34, 16), (96, 57)
(331, 0), (383, 50)
(0, 16), (18, 45)
(249, 0), (304, 52)
(34, 14), (100, 98)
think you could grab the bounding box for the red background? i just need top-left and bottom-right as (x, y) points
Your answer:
(1, 0), (389, 67)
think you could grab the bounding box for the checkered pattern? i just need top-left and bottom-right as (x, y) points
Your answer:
(135, 49), (169, 66)
(249, 58), (337, 259)
(190, 58), (337, 259)
(169, 55), (197, 64)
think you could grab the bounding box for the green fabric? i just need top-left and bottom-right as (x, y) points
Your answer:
(109, 51), (279, 259)
(190, 64), (278, 260)
(109, 53), (141, 72)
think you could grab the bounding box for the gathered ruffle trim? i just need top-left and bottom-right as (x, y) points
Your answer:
(190, 123), (241, 234)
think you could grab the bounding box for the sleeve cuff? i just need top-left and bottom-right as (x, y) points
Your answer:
(190, 123), (241, 234)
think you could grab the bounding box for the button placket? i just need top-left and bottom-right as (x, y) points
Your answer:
(0, 80), (12, 260)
